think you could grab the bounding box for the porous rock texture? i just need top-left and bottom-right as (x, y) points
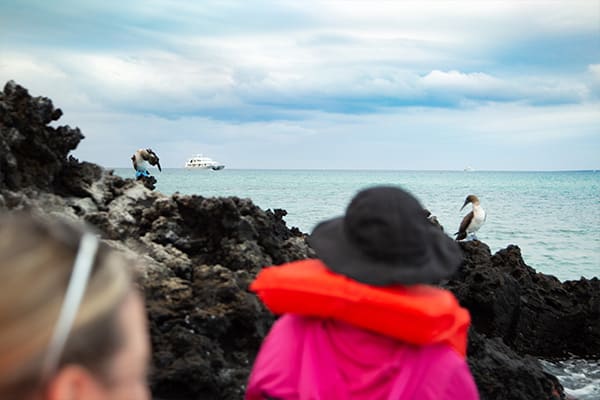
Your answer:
(447, 241), (600, 358)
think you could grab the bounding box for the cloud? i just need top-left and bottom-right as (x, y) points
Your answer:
(3, 47), (593, 122)
(589, 64), (600, 78)
(421, 70), (510, 101)
(588, 64), (600, 95)
(420, 70), (590, 105)
(66, 100), (600, 171)
(1, 1), (598, 170)
(2, 1), (598, 119)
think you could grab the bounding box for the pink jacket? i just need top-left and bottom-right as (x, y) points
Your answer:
(246, 314), (479, 400)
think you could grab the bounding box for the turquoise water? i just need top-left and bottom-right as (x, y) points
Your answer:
(114, 169), (600, 282)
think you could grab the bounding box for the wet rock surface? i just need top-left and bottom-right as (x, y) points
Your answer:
(2, 81), (598, 400)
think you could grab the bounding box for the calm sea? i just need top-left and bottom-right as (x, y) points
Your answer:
(113, 168), (600, 399)
(114, 168), (599, 282)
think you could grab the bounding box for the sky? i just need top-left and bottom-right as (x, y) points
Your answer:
(1, 1), (599, 170)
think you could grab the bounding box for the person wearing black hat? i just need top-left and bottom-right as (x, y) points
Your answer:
(246, 186), (479, 400)
(309, 185), (464, 286)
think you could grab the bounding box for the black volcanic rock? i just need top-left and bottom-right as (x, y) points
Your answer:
(446, 241), (600, 358)
(144, 265), (275, 400)
(0, 81), (314, 399)
(3, 81), (599, 400)
(137, 174), (157, 190)
(468, 331), (565, 400)
(0, 81), (87, 193)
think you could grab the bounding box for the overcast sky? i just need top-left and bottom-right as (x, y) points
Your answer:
(1, 1), (599, 170)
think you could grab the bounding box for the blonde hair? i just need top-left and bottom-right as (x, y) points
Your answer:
(0, 212), (133, 397)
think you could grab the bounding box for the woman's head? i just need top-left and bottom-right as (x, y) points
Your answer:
(0, 212), (150, 400)
(308, 186), (463, 286)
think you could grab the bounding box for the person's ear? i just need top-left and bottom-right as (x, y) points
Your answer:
(45, 365), (102, 400)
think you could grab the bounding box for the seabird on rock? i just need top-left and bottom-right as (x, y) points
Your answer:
(131, 148), (161, 179)
(455, 195), (486, 241)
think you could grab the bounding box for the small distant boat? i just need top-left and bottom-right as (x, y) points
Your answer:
(463, 166), (474, 172)
(185, 154), (225, 170)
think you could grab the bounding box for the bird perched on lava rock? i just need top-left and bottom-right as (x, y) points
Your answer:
(131, 148), (162, 180)
(455, 195), (486, 241)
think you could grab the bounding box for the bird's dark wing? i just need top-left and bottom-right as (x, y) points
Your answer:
(131, 154), (137, 171)
(455, 211), (474, 240)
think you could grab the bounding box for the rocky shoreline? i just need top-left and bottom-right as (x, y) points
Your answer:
(2, 81), (599, 400)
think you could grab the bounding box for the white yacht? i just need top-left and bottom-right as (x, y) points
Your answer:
(185, 154), (225, 170)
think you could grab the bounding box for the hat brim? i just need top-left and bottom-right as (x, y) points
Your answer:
(308, 217), (463, 286)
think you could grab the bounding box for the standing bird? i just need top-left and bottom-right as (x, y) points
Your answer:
(455, 195), (486, 241)
(131, 148), (162, 179)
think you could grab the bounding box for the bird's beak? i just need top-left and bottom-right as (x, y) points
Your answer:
(460, 200), (470, 211)
(157, 162), (162, 172)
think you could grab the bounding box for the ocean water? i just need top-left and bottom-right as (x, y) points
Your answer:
(115, 168), (600, 282)
(115, 168), (599, 399)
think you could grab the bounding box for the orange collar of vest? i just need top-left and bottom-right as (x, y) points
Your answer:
(250, 259), (470, 358)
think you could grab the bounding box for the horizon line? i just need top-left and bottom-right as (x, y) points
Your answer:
(106, 167), (600, 173)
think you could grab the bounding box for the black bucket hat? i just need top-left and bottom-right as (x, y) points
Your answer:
(308, 186), (463, 286)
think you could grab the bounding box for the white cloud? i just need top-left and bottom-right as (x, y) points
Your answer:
(457, 102), (600, 143)
(2, 0), (598, 117)
(421, 70), (508, 98)
(2, 1), (598, 171)
(0, 53), (102, 113)
(67, 100), (600, 171)
(420, 70), (590, 104)
(3, 46), (591, 121)
(588, 64), (600, 94)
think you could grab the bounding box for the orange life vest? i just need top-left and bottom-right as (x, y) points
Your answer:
(250, 259), (471, 357)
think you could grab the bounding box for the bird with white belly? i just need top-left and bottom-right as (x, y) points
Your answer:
(455, 195), (486, 241)
(131, 148), (162, 179)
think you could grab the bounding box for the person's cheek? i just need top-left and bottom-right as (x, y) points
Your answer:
(135, 381), (151, 400)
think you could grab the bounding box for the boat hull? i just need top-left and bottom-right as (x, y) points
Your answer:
(185, 164), (225, 170)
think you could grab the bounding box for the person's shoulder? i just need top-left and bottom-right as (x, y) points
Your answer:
(277, 313), (341, 328)
(272, 313), (312, 330)
(419, 343), (465, 365)
(265, 314), (316, 344)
